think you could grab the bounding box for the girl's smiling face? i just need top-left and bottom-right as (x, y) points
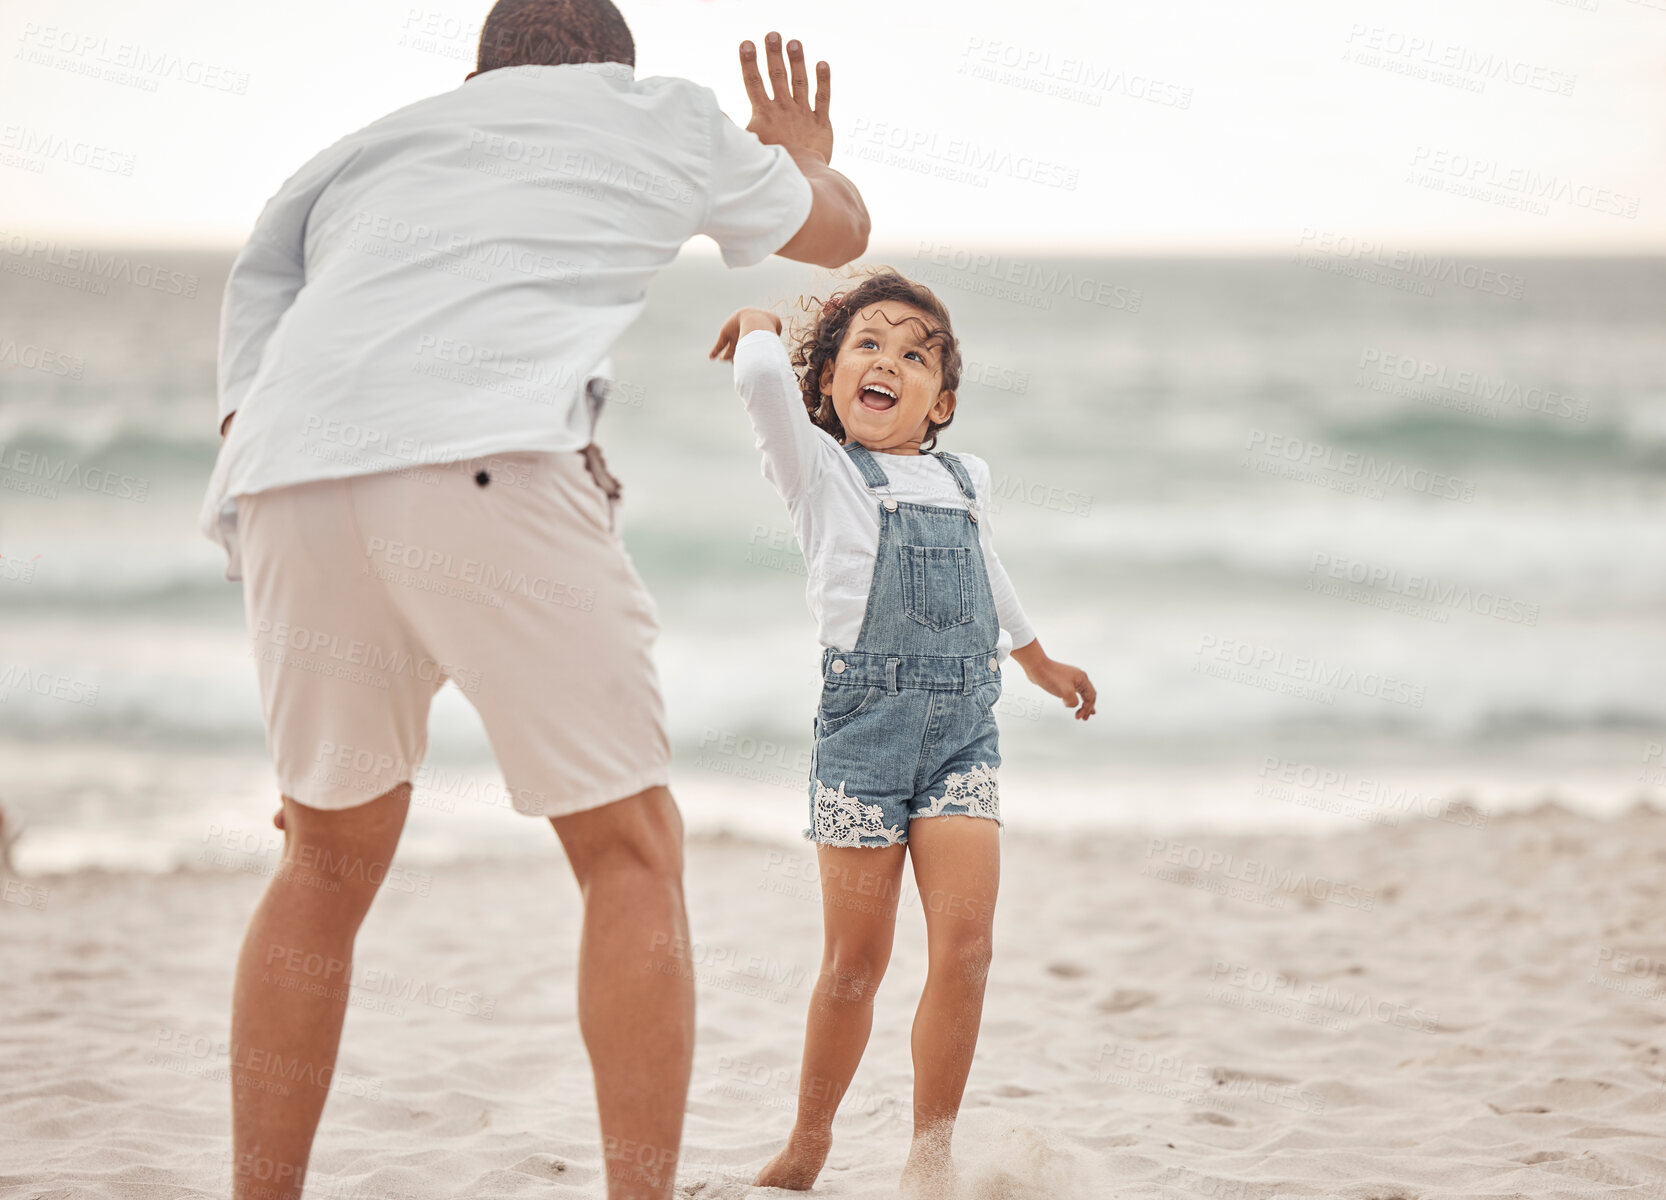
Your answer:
(819, 300), (957, 455)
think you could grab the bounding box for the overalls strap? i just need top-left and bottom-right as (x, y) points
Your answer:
(930, 451), (979, 504)
(843, 441), (891, 488)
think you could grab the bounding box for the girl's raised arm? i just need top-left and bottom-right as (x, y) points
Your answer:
(713, 306), (829, 506)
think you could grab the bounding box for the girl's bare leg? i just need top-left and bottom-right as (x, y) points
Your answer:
(754, 842), (908, 1190)
(900, 815), (999, 1198)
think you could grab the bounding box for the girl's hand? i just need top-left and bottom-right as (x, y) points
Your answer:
(1009, 639), (1096, 721)
(1025, 657), (1097, 721)
(709, 306), (783, 361)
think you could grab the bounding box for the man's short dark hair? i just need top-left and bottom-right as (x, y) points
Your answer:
(475, 0), (635, 74)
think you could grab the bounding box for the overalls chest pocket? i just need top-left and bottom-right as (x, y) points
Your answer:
(899, 544), (973, 631)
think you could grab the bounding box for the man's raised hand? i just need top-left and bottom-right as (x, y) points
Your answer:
(739, 33), (833, 163)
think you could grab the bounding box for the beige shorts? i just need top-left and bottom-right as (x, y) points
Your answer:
(237, 448), (671, 817)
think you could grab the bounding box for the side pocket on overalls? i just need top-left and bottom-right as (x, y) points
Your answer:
(817, 683), (882, 733)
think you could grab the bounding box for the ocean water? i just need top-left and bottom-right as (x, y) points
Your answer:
(2, 247), (1664, 870)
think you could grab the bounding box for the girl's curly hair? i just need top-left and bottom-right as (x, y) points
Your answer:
(789, 268), (962, 452)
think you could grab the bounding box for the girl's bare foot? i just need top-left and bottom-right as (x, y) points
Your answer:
(900, 1126), (957, 1200)
(753, 1126), (833, 1190)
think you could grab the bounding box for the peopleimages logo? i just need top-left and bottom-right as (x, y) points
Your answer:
(1356, 348), (1587, 423)
(464, 131), (696, 203)
(15, 23), (250, 93)
(1408, 146), (1639, 219)
(0, 444), (150, 502)
(345, 210), (584, 283)
(248, 619), (484, 695)
(913, 241), (1143, 311)
(0, 123), (136, 174)
(1255, 757), (1487, 830)
(299, 414), (453, 470)
(850, 119), (1081, 192)
(407, 332), (584, 405)
(1306, 551), (1540, 626)
(1341, 25), (1577, 96)
(0, 553), (40, 585)
(0, 663), (99, 706)
(1194, 634), (1426, 708)
(987, 474), (1093, 518)
(0, 231), (199, 297)
(1094, 1042), (1327, 1113)
(362, 535), (597, 612)
(1143, 838), (1378, 911)
(1207, 961), (1440, 1033)
(0, 338), (82, 379)
(958, 36), (1194, 109)
(1243, 430), (1476, 503)
(1294, 228), (1526, 298)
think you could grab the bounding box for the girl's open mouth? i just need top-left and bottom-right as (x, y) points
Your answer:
(858, 383), (899, 412)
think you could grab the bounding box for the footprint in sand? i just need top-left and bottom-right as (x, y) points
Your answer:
(1190, 1111), (1235, 1126)
(1095, 988), (1156, 1013)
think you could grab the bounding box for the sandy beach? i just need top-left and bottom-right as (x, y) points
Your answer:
(3, 801), (1664, 1198)
(4, 0), (1663, 1193)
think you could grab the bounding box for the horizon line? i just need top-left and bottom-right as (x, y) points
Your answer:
(4, 229), (1665, 259)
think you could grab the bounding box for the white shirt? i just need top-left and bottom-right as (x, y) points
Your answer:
(198, 61), (813, 580)
(732, 329), (1037, 661)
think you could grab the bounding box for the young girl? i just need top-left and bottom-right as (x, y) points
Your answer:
(710, 268), (1095, 1194)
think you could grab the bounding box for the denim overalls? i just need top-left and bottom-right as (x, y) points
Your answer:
(805, 442), (1003, 847)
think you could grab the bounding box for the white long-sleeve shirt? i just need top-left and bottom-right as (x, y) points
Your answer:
(732, 329), (1037, 662)
(197, 60), (812, 581)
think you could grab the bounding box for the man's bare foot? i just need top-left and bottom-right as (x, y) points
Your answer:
(900, 1127), (957, 1200)
(753, 1126), (832, 1190)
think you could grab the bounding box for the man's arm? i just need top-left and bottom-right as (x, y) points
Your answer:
(218, 145), (355, 436)
(740, 35), (869, 269)
(218, 226), (307, 436)
(777, 146), (870, 269)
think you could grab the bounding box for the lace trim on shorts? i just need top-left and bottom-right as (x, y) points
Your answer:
(811, 780), (905, 847)
(916, 762), (1001, 822)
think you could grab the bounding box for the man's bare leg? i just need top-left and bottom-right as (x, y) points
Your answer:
(899, 815), (999, 1199)
(755, 842), (908, 1190)
(549, 784), (693, 1200)
(230, 783), (410, 1200)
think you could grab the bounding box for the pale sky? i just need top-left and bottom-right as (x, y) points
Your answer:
(2, 0), (1662, 252)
